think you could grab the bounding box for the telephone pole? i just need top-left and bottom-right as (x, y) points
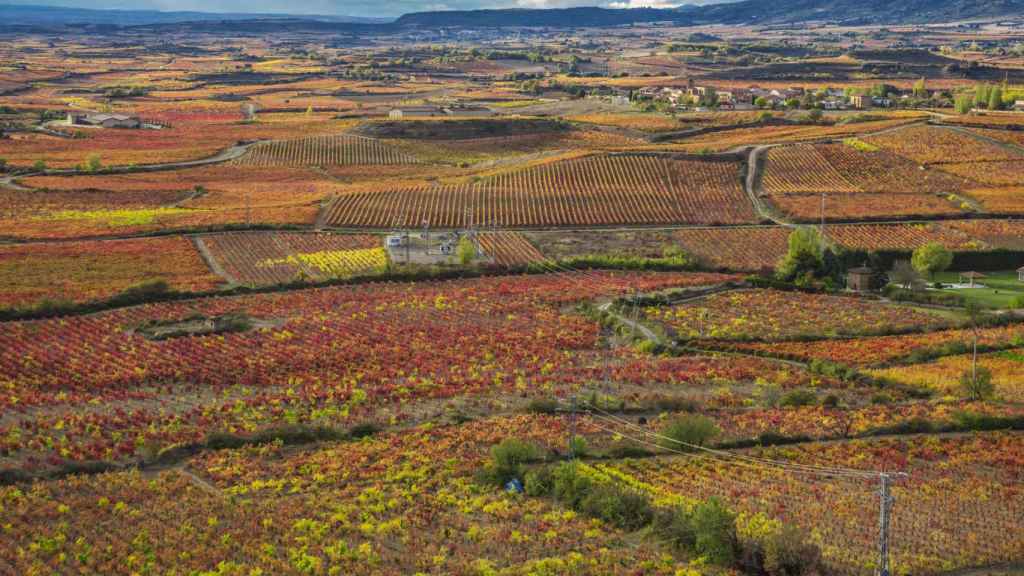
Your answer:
(877, 472), (906, 576)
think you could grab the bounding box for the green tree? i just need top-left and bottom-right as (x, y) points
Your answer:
(975, 84), (992, 109)
(911, 242), (953, 280)
(755, 96), (769, 109)
(776, 227), (825, 282)
(912, 77), (928, 98)
(33, 159), (47, 172)
(954, 94), (974, 114)
(960, 366), (995, 401)
(988, 85), (1004, 110)
(456, 235), (476, 265)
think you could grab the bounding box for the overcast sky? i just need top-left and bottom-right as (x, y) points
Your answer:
(19, 0), (694, 19)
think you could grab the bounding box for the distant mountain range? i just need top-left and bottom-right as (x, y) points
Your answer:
(0, 3), (386, 26)
(2, 0), (1022, 31)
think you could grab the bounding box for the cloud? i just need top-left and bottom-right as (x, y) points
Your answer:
(608, 0), (680, 7)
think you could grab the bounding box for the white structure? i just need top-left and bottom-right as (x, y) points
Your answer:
(68, 112), (141, 128)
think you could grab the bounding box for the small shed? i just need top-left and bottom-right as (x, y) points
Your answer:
(959, 271), (987, 287)
(1017, 266), (1024, 282)
(847, 266), (874, 292)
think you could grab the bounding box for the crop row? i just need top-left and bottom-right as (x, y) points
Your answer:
(602, 433), (1024, 575)
(231, 134), (421, 167)
(644, 288), (955, 341)
(200, 232), (385, 286)
(323, 154), (756, 228)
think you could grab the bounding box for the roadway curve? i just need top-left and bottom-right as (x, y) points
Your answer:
(0, 140), (264, 190)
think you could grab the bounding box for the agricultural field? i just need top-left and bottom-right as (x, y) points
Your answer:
(322, 153), (757, 228)
(230, 133), (422, 167)
(199, 232), (387, 285)
(3, 20), (1024, 576)
(644, 288), (959, 341)
(867, 348), (1024, 401)
(0, 237), (221, 308)
(864, 125), (1023, 165)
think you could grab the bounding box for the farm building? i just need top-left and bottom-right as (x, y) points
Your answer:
(68, 112), (141, 128)
(847, 266), (874, 292)
(388, 106), (444, 120)
(1018, 266), (1024, 281)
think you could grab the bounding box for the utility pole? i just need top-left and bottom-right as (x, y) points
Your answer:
(422, 219), (430, 255)
(877, 473), (892, 576)
(877, 472), (906, 576)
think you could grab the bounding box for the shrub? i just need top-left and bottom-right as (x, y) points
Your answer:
(579, 483), (653, 531)
(551, 462), (594, 508)
(960, 366), (995, 401)
(871, 392), (893, 405)
(605, 442), (654, 459)
(763, 525), (822, 576)
(569, 436), (589, 459)
(486, 439), (544, 486)
(779, 389), (817, 407)
(652, 506), (696, 551)
(525, 397), (559, 414)
(348, 422), (381, 439)
(661, 414), (719, 451)
(524, 466), (554, 497)
(691, 497), (738, 566)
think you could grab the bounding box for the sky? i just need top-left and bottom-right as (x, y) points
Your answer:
(15, 0), (693, 19)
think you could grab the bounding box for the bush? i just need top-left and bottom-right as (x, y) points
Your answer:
(569, 436), (589, 459)
(486, 439), (545, 486)
(779, 389), (817, 407)
(579, 483), (653, 531)
(604, 442), (654, 459)
(960, 366), (995, 401)
(652, 506), (696, 551)
(763, 525), (822, 576)
(551, 462), (594, 509)
(525, 397), (559, 414)
(661, 414), (719, 451)
(524, 466), (554, 497)
(691, 497), (738, 566)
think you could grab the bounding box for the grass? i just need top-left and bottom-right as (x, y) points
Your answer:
(932, 270), (1024, 309)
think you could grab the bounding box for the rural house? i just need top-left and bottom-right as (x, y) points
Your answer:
(388, 106), (444, 120)
(68, 112), (141, 128)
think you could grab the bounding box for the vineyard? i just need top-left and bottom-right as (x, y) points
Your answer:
(0, 271), (742, 466)
(644, 288), (956, 341)
(596, 433), (1024, 575)
(230, 133), (422, 167)
(864, 125), (1023, 165)
(761, 145), (859, 194)
(769, 192), (965, 221)
(322, 153), (757, 228)
(823, 222), (984, 251)
(672, 226), (790, 271)
(478, 232), (545, 267)
(866, 348), (1024, 401)
(0, 237), (221, 308)
(200, 232), (386, 285)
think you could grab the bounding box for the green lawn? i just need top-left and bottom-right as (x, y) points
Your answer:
(933, 270), (1024, 309)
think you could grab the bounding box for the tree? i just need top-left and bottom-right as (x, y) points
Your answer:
(960, 366), (995, 401)
(975, 84), (992, 109)
(755, 96), (769, 109)
(776, 227), (825, 282)
(988, 85), (1004, 110)
(954, 94), (974, 114)
(912, 77), (928, 98)
(0, 158), (6, 172)
(911, 242), (953, 280)
(456, 235), (476, 265)
(33, 159), (47, 172)
(889, 260), (924, 290)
